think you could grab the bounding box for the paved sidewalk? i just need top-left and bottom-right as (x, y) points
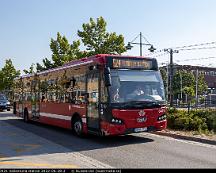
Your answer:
(153, 129), (216, 145)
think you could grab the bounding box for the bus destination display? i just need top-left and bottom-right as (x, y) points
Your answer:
(112, 58), (153, 69)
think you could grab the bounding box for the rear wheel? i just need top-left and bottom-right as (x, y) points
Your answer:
(72, 117), (83, 136)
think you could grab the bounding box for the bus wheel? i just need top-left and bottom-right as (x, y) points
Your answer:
(24, 109), (29, 123)
(72, 117), (83, 136)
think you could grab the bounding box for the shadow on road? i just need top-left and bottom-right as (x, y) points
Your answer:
(1, 113), (154, 158)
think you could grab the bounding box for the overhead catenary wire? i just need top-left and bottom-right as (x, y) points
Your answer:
(145, 41), (216, 57)
(177, 46), (216, 51)
(175, 56), (216, 62)
(172, 41), (216, 50)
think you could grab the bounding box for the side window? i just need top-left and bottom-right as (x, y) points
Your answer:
(71, 75), (86, 104)
(87, 72), (99, 103)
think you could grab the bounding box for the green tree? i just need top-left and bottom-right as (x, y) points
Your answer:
(35, 16), (126, 72)
(173, 70), (195, 100)
(183, 86), (195, 98)
(173, 70), (208, 103)
(23, 63), (35, 74)
(50, 32), (81, 67)
(0, 70), (5, 91)
(78, 16), (126, 56)
(0, 59), (20, 96)
(197, 73), (208, 95)
(36, 32), (81, 72)
(159, 68), (167, 90)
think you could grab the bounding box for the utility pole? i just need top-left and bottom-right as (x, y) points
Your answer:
(180, 72), (183, 101)
(164, 48), (179, 107)
(195, 69), (199, 107)
(140, 32), (142, 56)
(166, 63), (169, 100)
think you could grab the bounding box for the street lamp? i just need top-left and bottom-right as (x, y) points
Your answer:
(126, 32), (156, 56)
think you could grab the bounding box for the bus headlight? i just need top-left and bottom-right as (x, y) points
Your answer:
(111, 118), (123, 124)
(157, 114), (166, 121)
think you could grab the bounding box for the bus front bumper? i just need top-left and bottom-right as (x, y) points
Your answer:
(100, 120), (167, 136)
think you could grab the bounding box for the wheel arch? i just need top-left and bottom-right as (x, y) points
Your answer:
(71, 112), (82, 128)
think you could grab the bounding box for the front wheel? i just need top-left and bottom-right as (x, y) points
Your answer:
(72, 117), (83, 136)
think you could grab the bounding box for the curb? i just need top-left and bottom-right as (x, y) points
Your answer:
(152, 131), (216, 145)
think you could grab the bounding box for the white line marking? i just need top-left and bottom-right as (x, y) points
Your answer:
(138, 132), (216, 149)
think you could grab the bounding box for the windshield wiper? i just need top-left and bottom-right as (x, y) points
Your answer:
(122, 100), (162, 108)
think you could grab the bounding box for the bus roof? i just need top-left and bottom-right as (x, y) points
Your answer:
(16, 54), (155, 80)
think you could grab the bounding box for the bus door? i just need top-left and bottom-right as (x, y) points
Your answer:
(31, 81), (40, 119)
(86, 71), (100, 131)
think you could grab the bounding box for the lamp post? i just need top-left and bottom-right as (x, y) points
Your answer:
(126, 32), (156, 56)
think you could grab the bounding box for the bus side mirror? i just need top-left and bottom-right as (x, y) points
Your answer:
(104, 67), (112, 87)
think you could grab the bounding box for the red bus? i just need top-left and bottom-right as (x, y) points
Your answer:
(13, 54), (167, 136)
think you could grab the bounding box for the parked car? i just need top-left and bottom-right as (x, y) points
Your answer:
(0, 94), (11, 111)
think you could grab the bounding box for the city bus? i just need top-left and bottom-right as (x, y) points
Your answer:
(13, 54), (167, 136)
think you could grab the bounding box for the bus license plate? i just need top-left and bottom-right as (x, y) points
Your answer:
(134, 127), (147, 133)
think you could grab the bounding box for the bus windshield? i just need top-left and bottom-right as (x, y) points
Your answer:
(109, 70), (166, 105)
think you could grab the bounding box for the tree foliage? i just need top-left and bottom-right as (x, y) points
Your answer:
(173, 70), (195, 96)
(36, 32), (81, 72)
(0, 59), (20, 92)
(78, 16), (126, 56)
(23, 63), (35, 74)
(50, 32), (81, 67)
(26, 16), (127, 73)
(159, 68), (167, 91)
(197, 73), (208, 95)
(172, 69), (208, 105)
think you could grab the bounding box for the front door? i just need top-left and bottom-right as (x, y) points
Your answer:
(86, 71), (100, 130)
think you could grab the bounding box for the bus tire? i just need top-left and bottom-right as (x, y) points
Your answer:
(24, 108), (29, 123)
(72, 115), (83, 137)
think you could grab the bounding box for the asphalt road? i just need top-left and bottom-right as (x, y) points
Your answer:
(1, 111), (216, 169)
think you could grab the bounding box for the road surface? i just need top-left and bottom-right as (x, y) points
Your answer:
(0, 111), (216, 168)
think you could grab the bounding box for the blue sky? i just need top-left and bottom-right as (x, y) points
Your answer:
(1, 0), (216, 73)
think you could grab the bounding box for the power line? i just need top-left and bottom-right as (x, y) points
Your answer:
(145, 41), (216, 57)
(151, 52), (169, 58)
(177, 46), (216, 51)
(172, 41), (216, 50)
(175, 56), (216, 62)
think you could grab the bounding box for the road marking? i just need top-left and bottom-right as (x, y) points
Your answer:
(0, 142), (41, 153)
(0, 154), (7, 158)
(0, 161), (78, 168)
(138, 132), (216, 149)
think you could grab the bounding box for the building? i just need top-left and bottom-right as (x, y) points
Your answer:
(160, 64), (216, 106)
(173, 65), (216, 94)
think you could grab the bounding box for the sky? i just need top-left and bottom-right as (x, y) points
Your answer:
(1, 0), (216, 74)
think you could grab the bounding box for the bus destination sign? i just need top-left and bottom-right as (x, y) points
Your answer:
(112, 58), (153, 69)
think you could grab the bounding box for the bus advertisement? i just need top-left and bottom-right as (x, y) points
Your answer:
(13, 54), (167, 136)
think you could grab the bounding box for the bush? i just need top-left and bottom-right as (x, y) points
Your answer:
(166, 108), (215, 133)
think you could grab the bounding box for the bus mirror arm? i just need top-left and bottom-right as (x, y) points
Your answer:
(104, 67), (112, 87)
